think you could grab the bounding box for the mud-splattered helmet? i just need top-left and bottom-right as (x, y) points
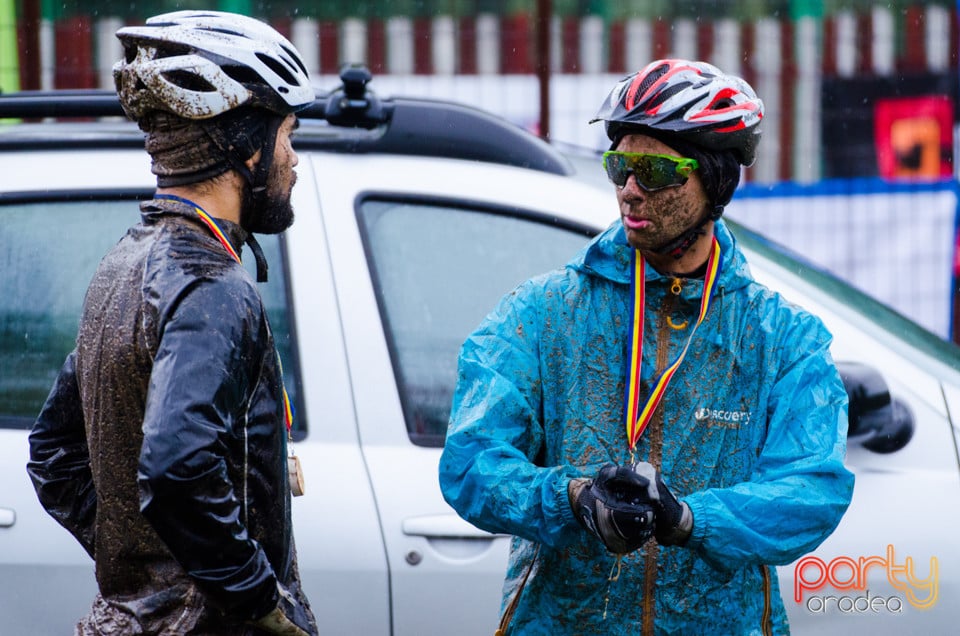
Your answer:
(113, 10), (314, 121)
(591, 59), (764, 166)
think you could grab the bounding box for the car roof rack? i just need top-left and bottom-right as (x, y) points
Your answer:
(0, 65), (573, 177)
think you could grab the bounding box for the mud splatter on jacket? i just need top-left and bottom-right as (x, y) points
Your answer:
(27, 197), (316, 635)
(439, 219), (854, 635)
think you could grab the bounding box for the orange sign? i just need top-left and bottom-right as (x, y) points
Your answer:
(874, 96), (953, 179)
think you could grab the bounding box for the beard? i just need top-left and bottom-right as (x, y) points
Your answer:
(240, 169), (296, 235)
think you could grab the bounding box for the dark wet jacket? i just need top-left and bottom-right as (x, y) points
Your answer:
(439, 220), (854, 635)
(27, 197), (316, 635)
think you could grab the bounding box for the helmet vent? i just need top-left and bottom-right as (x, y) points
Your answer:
(201, 26), (245, 38)
(154, 43), (191, 60)
(162, 69), (217, 93)
(223, 65), (261, 85)
(632, 63), (669, 104)
(256, 53), (298, 86)
(280, 44), (309, 78)
(648, 84), (685, 110)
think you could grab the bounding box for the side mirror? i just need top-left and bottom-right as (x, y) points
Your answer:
(836, 361), (914, 454)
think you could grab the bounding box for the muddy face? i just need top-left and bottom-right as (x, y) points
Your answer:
(614, 133), (711, 254)
(240, 114), (299, 235)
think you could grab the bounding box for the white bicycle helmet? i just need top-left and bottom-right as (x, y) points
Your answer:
(113, 10), (314, 120)
(591, 59), (764, 166)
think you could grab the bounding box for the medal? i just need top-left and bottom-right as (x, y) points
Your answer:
(288, 454), (305, 497)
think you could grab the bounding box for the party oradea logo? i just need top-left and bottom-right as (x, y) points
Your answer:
(793, 545), (938, 615)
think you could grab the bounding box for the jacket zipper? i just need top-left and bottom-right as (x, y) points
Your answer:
(641, 290), (675, 636)
(761, 564), (773, 636)
(242, 412), (249, 528)
(641, 545), (658, 636)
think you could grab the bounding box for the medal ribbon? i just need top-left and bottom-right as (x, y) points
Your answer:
(623, 237), (721, 450)
(157, 194), (295, 434)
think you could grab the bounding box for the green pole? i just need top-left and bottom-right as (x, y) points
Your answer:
(0, 0), (18, 93)
(219, 0), (253, 16)
(791, 0), (824, 19)
(40, 0), (58, 21)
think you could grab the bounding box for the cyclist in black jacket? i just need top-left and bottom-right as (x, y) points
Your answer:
(27, 11), (317, 635)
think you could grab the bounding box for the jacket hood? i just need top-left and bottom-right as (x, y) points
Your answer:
(571, 218), (754, 293)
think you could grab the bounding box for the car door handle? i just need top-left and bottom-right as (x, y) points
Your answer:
(402, 514), (507, 540)
(0, 507), (15, 527)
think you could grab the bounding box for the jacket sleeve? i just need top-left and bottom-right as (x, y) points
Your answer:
(138, 277), (279, 620)
(438, 283), (583, 549)
(26, 351), (97, 559)
(683, 311), (855, 571)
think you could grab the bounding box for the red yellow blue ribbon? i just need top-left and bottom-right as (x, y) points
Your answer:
(194, 208), (241, 263)
(624, 237), (721, 450)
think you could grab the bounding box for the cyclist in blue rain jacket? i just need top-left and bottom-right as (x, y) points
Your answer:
(439, 59), (854, 635)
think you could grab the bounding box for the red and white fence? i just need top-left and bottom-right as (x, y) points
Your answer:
(18, 4), (959, 182)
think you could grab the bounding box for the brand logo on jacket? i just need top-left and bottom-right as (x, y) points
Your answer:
(793, 545), (938, 615)
(693, 406), (750, 427)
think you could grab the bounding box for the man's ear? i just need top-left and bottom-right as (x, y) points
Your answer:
(245, 149), (262, 173)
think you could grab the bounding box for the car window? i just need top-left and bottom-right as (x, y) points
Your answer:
(357, 197), (596, 447)
(0, 198), (302, 435)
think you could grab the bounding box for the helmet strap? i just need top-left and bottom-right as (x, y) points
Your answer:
(244, 232), (269, 283)
(249, 116), (284, 194)
(201, 121), (256, 185)
(201, 114), (284, 236)
(239, 116), (283, 235)
(199, 113), (283, 192)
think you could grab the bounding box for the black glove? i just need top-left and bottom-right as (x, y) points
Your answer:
(569, 464), (655, 554)
(252, 583), (315, 636)
(630, 462), (693, 546)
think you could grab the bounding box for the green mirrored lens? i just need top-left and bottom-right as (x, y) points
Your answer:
(634, 156), (678, 189)
(603, 153), (630, 186)
(602, 152), (698, 191)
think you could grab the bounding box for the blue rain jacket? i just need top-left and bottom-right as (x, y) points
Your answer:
(439, 219), (854, 635)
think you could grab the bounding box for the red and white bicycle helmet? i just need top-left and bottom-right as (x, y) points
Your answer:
(591, 59), (764, 166)
(113, 10), (314, 121)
